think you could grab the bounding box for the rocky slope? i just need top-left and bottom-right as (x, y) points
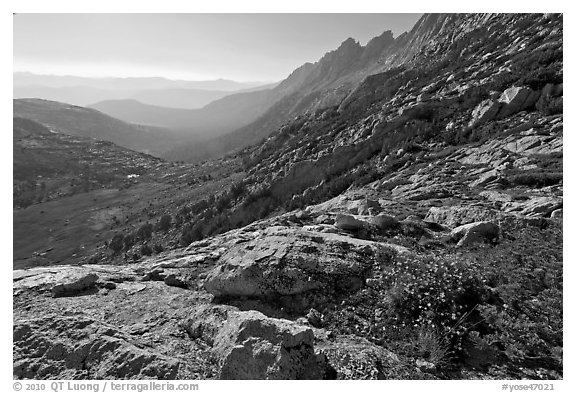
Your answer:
(14, 13), (562, 380)
(13, 117), (168, 207)
(14, 168), (562, 379)
(166, 13), (562, 163)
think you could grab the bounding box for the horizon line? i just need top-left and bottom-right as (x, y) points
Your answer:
(13, 70), (277, 84)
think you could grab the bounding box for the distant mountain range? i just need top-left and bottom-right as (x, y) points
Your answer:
(13, 72), (276, 109)
(89, 86), (275, 138)
(14, 72), (273, 91)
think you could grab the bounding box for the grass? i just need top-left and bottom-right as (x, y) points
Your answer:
(13, 168), (244, 268)
(13, 185), (163, 268)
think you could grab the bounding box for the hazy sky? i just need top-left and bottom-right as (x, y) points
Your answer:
(14, 14), (422, 82)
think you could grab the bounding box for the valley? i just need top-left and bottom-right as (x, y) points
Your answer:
(13, 117), (244, 268)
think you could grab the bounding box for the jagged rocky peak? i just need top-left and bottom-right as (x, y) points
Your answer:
(337, 37), (362, 51)
(279, 36), (375, 94)
(315, 37), (363, 75)
(362, 30), (395, 61)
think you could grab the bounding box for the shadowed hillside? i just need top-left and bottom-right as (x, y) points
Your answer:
(13, 98), (189, 156)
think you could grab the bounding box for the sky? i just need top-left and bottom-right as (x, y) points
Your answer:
(13, 13), (422, 82)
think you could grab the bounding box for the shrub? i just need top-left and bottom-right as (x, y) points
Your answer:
(229, 181), (246, 200)
(153, 243), (164, 253)
(381, 255), (489, 341)
(190, 199), (209, 215)
(137, 223), (153, 241)
(140, 243), (153, 256)
(508, 171), (563, 188)
(108, 233), (124, 254)
(123, 233), (135, 251)
(511, 45), (563, 90)
(180, 223), (203, 246)
(404, 105), (436, 122)
(177, 206), (192, 222)
(156, 214), (172, 231)
(215, 194), (231, 211)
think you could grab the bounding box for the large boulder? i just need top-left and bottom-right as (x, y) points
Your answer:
(13, 314), (179, 379)
(503, 196), (563, 217)
(335, 214), (367, 231)
(479, 190), (513, 203)
(504, 135), (546, 154)
(13, 265), (136, 294)
(14, 263), (231, 380)
(469, 86), (542, 127)
(345, 199), (380, 215)
(369, 214), (399, 230)
(202, 227), (397, 306)
(469, 99), (501, 127)
(520, 197), (563, 217)
(183, 305), (327, 379)
(551, 209), (563, 220)
(163, 274), (189, 288)
(51, 272), (99, 297)
(470, 170), (500, 188)
(497, 86), (540, 118)
(451, 221), (499, 247)
(316, 336), (408, 380)
(424, 205), (499, 227)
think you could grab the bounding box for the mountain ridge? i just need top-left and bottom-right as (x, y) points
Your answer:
(168, 13), (563, 163)
(164, 14), (457, 162)
(14, 72), (272, 91)
(13, 98), (189, 156)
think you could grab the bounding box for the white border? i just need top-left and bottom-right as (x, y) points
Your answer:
(3, 2), (572, 392)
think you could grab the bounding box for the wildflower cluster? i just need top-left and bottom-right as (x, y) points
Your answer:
(381, 255), (489, 353)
